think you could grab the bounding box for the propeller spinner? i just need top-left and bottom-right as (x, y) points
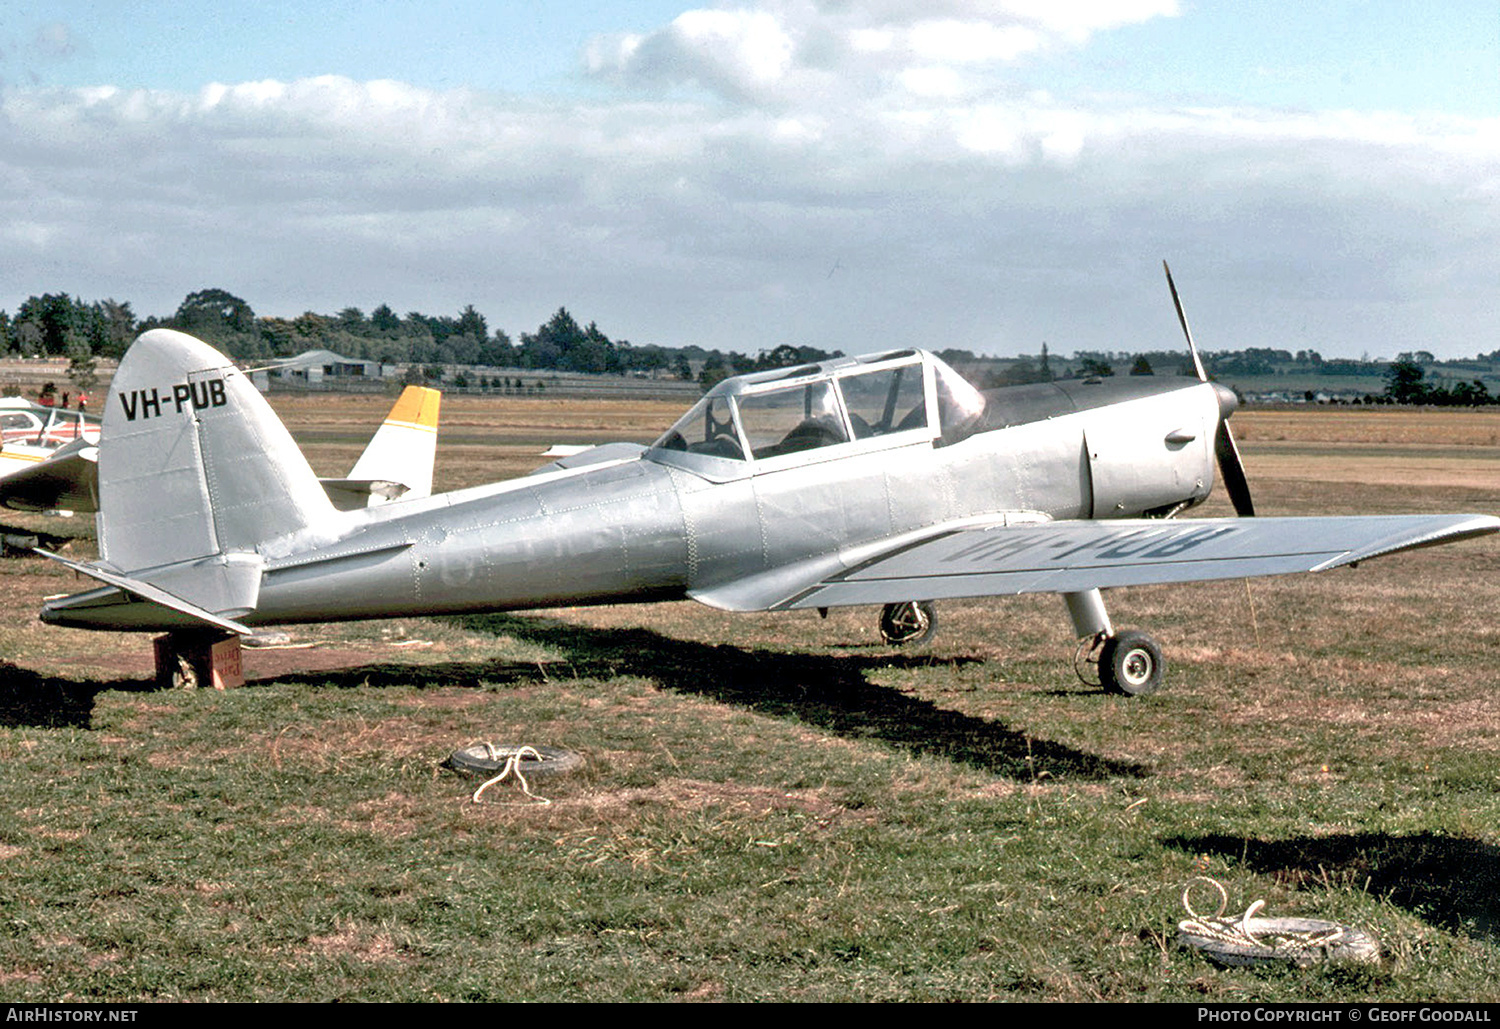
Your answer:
(1163, 261), (1255, 517)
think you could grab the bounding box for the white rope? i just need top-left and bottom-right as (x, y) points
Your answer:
(1178, 876), (1351, 960)
(470, 743), (552, 806)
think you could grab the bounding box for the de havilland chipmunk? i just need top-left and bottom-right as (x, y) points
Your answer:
(35, 267), (1500, 694)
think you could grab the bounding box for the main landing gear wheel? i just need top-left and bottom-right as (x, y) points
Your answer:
(1099, 630), (1166, 696)
(880, 601), (937, 646)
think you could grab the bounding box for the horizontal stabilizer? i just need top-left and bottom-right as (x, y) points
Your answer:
(319, 478), (409, 508)
(38, 550), (260, 635)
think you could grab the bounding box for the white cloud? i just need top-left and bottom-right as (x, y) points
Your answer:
(4, 2), (1500, 359)
(586, 7), (797, 102)
(673, 8), (795, 82)
(908, 20), (1044, 64)
(899, 66), (969, 100)
(849, 28), (894, 53)
(994, 0), (1180, 40)
(586, 1), (1181, 107)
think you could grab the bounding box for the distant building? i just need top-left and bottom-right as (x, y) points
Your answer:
(252, 350), (381, 390)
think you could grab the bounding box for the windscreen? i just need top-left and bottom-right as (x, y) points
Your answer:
(653, 395), (746, 460)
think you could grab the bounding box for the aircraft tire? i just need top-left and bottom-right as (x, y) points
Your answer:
(446, 744), (583, 779)
(879, 601), (938, 646)
(1100, 630), (1166, 696)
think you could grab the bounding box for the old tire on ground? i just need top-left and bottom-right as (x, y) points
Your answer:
(445, 744), (583, 779)
(879, 601), (938, 646)
(1099, 630), (1166, 696)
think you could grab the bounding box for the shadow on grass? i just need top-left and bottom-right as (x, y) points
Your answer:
(406, 612), (1147, 783)
(249, 658), (552, 691)
(6, 611), (1147, 782)
(1166, 832), (1500, 944)
(0, 662), (154, 729)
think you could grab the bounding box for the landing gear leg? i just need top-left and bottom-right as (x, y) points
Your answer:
(1063, 589), (1166, 696)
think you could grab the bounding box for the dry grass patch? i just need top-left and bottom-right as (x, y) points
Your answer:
(563, 777), (847, 821)
(436, 395), (681, 437)
(1235, 407), (1500, 447)
(1405, 698), (1500, 751)
(258, 717), (461, 772)
(1243, 445), (1500, 490)
(298, 922), (415, 966)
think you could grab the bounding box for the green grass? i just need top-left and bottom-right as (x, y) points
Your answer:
(2, 412), (1500, 1001)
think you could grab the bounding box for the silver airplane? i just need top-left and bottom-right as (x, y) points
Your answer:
(37, 273), (1500, 694)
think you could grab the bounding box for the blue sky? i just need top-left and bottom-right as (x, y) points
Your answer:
(3, 2), (1499, 357)
(9, 2), (1497, 115)
(3, 2), (690, 94)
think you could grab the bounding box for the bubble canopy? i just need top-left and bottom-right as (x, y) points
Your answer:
(648, 349), (985, 477)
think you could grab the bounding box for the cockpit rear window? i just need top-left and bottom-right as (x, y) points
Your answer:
(933, 361), (986, 444)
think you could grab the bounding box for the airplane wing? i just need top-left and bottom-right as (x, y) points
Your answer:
(0, 439), (98, 512)
(689, 514), (1500, 612)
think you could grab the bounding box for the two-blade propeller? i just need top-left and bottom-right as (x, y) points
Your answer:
(1163, 261), (1256, 517)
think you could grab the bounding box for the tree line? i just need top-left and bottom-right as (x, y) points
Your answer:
(5, 287), (1500, 405)
(0, 288), (845, 388)
(1377, 357), (1498, 406)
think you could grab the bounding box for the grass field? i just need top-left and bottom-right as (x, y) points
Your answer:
(2, 398), (1500, 1002)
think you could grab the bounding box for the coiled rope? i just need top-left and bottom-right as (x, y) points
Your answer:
(470, 743), (552, 806)
(1177, 876), (1379, 966)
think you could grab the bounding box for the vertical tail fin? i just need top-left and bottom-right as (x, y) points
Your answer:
(100, 329), (336, 572)
(321, 385), (441, 510)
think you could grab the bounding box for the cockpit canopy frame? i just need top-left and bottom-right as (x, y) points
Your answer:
(647, 349), (985, 480)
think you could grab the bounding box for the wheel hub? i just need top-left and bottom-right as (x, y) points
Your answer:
(1122, 649), (1153, 685)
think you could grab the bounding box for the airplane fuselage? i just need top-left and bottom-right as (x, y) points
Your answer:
(44, 370), (1224, 632)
